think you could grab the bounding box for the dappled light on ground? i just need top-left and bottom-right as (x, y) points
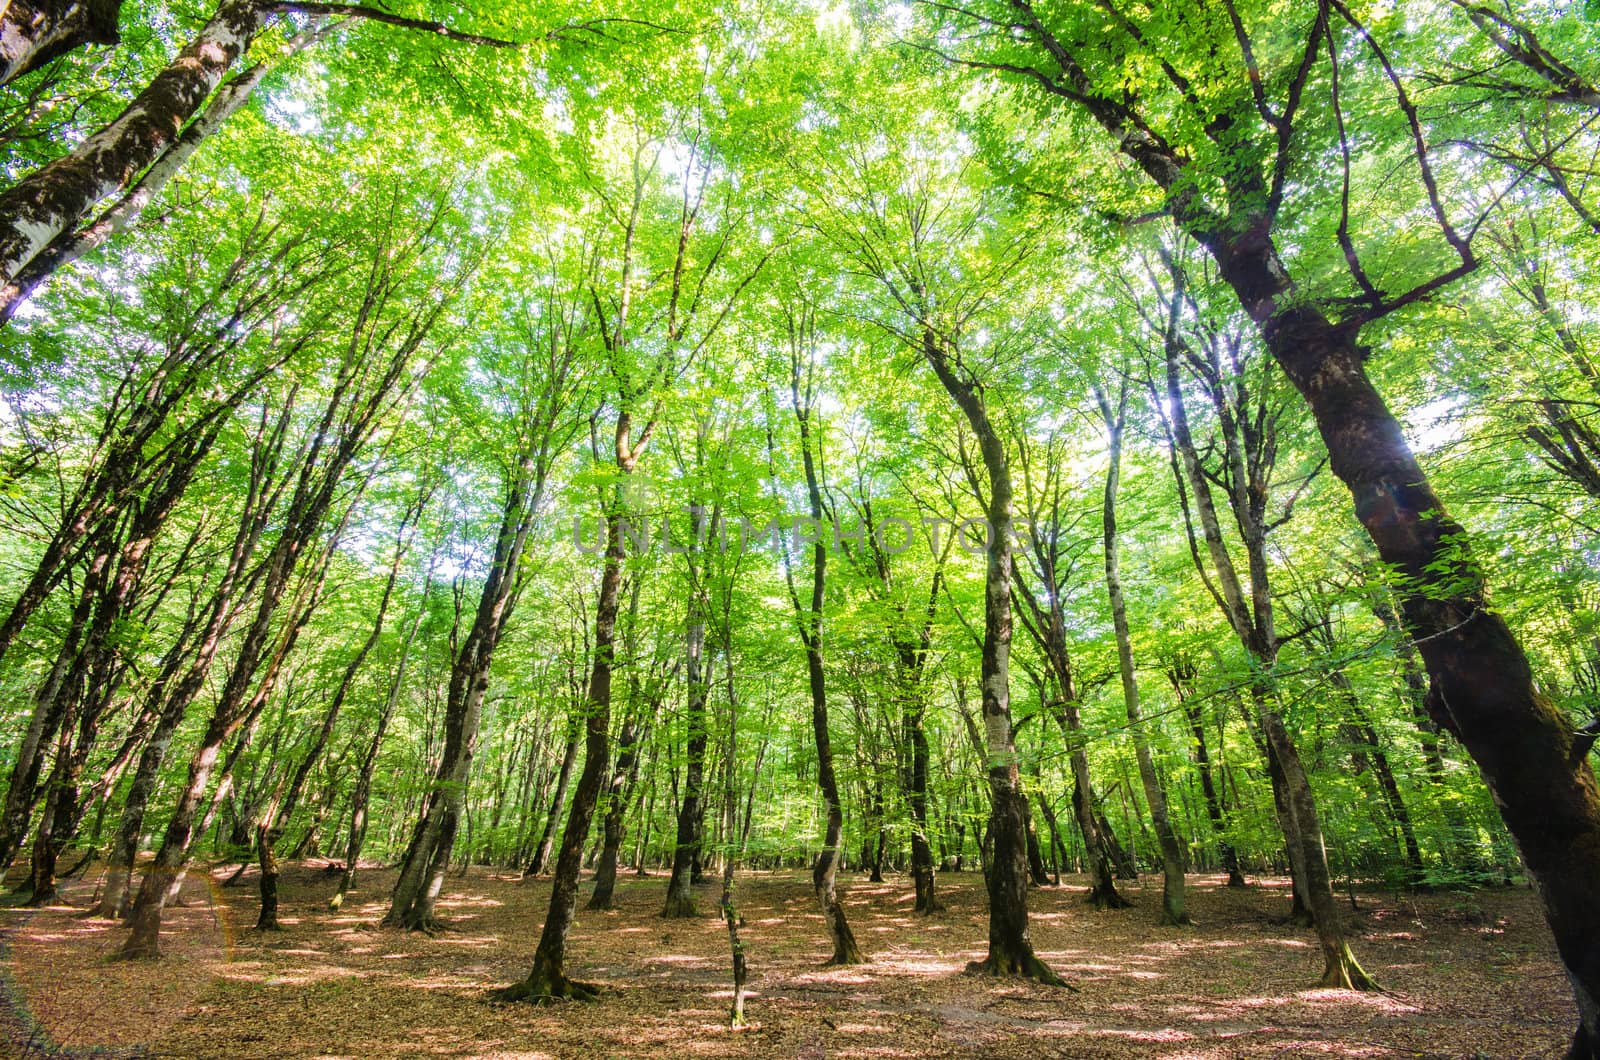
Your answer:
(0, 862), (1573, 1057)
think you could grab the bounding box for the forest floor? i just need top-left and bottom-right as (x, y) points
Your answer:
(0, 859), (1574, 1059)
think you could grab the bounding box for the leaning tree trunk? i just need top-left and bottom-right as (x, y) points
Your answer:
(1100, 389), (1188, 925)
(0, 570), (97, 873)
(332, 579), (428, 910)
(387, 489), (533, 927)
(0, 0), (270, 291)
(588, 713), (647, 911)
(119, 283), (426, 957)
(525, 716), (579, 877)
(496, 465), (632, 1003)
(0, 49), (282, 324)
(0, 0), (122, 86)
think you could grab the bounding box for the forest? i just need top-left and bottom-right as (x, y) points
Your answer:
(0, 0), (1597, 1056)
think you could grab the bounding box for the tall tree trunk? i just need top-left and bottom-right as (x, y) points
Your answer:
(1099, 386), (1189, 925)
(263, 495), (418, 927)
(905, 687), (939, 912)
(1152, 292), (1365, 983)
(496, 436), (635, 1003)
(387, 460), (546, 930)
(719, 644), (748, 1028)
(120, 237), (436, 957)
(784, 344), (863, 966)
(0, 566), (98, 872)
(331, 570), (430, 910)
(1169, 664), (1245, 887)
(589, 713), (646, 911)
(922, 328), (1063, 986)
(663, 546), (709, 918)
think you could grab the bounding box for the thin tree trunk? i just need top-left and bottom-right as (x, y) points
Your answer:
(496, 450), (632, 1002)
(1099, 385), (1189, 925)
(663, 531), (709, 917)
(588, 710), (647, 910)
(783, 333), (863, 965)
(719, 645), (748, 1028)
(526, 716), (579, 877)
(1169, 664), (1245, 887)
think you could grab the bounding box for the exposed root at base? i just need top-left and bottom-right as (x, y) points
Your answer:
(383, 914), (449, 935)
(964, 952), (1079, 992)
(1320, 947), (1381, 993)
(490, 974), (601, 1004)
(1085, 885), (1133, 910)
(112, 943), (161, 962)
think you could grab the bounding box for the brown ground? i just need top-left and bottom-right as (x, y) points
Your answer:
(0, 860), (1574, 1059)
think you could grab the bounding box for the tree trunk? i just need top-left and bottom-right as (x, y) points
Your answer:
(663, 557), (709, 918)
(1100, 387), (1189, 925)
(588, 713), (646, 911)
(526, 716), (579, 877)
(921, 328), (1063, 986)
(0, 48), (285, 324)
(0, 0), (269, 291)
(905, 691), (939, 912)
(384, 352), (569, 922)
(0, 0), (122, 85)
(496, 455), (633, 1003)
(0, 571), (96, 873)
(786, 360), (863, 966)
(1169, 663), (1245, 887)
(332, 572), (429, 910)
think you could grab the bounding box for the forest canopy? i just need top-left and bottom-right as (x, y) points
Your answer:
(2, 0), (1600, 1056)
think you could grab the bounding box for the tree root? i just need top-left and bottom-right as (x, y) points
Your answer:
(1320, 943), (1380, 992)
(491, 969), (600, 1004)
(823, 945), (865, 967)
(965, 951), (1078, 991)
(660, 894), (697, 918)
(1085, 883), (1132, 910)
(383, 912), (449, 935)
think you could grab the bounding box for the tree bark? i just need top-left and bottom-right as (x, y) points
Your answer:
(589, 710), (647, 911)
(921, 327), (1063, 986)
(387, 453), (548, 930)
(496, 423), (638, 1003)
(1099, 386), (1189, 925)
(0, 0), (122, 87)
(525, 715), (579, 877)
(0, 0), (270, 290)
(784, 338), (864, 965)
(1168, 661), (1246, 887)
(331, 578), (426, 910)
(663, 521), (709, 917)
